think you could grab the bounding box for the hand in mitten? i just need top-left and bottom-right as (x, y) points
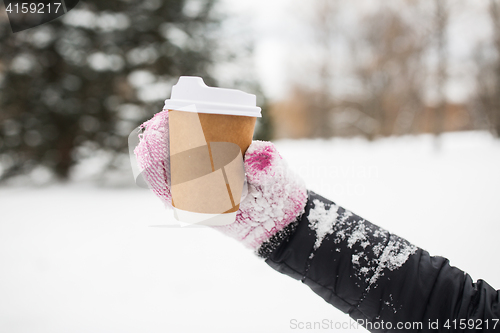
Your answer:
(134, 109), (308, 257)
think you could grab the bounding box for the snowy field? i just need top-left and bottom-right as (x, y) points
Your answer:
(1, 131), (499, 333)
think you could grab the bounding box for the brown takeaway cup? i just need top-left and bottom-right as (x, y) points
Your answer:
(163, 77), (261, 225)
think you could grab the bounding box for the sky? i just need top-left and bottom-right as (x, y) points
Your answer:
(220, 0), (494, 103)
(1, 0), (493, 104)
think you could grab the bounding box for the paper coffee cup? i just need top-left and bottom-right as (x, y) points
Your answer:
(164, 77), (261, 226)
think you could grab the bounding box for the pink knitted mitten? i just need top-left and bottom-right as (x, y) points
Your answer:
(134, 110), (308, 257)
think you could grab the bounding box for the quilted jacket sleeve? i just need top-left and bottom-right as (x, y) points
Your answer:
(262, 191), (500, 332)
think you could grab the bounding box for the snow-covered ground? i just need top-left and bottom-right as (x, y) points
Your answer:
(1, 131), (499, 333)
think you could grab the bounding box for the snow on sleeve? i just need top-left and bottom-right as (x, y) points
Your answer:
(307, 199), (417, 290)
(307, 199), (340, 250)
(368, 236), (418, 287)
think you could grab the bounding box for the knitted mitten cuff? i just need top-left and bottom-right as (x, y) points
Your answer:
(212, 141), (308, 258)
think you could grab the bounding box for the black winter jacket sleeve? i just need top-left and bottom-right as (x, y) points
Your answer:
(260, 191), (500, 332)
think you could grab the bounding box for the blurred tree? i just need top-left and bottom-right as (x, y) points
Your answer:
(290, 0), (338, 139)
(490, 0), (500, 136)
(350, 3), (428, 139)
(474, 0), (500, 137)
(433, 0), (449, 141)
(274, 1), (486, 140)
(309, 0), (338, 138)
(0, 0), (234, 181)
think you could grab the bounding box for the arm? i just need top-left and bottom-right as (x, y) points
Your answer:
(263, 191), (500, 332)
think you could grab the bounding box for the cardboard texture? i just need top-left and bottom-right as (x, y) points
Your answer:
(169, 110), (255, 217)
(198, 113), (256, 154)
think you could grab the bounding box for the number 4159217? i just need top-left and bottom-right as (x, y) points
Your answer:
(443, 319), (499, 330)
(6, 3), (62, 14)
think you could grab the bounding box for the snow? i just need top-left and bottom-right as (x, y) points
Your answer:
(208, 141), (307, 252)
(307, 199), (339, 250)
(1, 131), (500, 332)
(368, 238), (418, 288)
(346, 222), (368, 249)
(307, 198), (417, 289)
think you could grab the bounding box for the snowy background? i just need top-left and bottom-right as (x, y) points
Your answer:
(1, 131), (499, 333)
(1, 0), (499, 331)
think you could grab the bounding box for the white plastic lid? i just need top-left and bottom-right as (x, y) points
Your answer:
(163, 76), (262, 117)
